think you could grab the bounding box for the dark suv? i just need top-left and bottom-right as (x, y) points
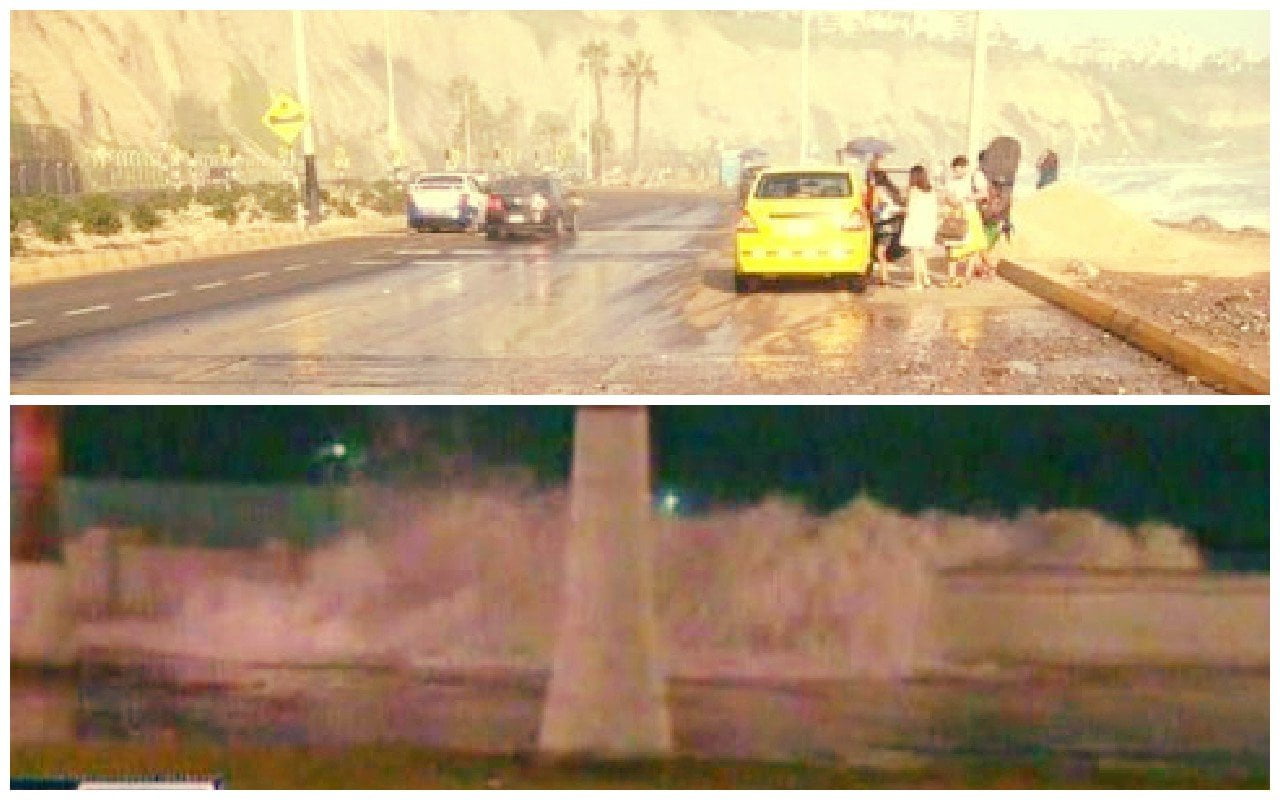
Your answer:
(485, 176), (580, 240)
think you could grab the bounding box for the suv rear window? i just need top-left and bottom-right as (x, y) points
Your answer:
(755, 172), (851, 199)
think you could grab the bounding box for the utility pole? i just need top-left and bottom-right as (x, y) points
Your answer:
(464, 91), (473, 169)
(800, 10), (811, 163)
(384, 12), (402, 180)
(966, 10), (989, 165)
(293, 10), (320, 225)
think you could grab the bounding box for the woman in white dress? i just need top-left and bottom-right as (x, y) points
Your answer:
(899, 165), (939, 290)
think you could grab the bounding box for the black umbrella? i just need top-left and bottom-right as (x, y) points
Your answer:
(843, 137), (894, 158)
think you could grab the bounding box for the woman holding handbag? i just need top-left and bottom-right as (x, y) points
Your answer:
(941, 155), (989, 286)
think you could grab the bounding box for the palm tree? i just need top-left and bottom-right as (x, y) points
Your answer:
(446, 75), (478, 166)
(577, 40), (611, 179)
(618, 49), (657, 173)
(540, 406), (672, 756)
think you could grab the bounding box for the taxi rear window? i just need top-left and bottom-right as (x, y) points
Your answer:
(755, 173), (851, 199)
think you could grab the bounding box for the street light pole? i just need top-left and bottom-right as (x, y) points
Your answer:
(464, 90), (473, 169)
(800, 10), (811, 163)
(966, 10), (989, 165)
(293, 10), (320, 225)
(385, 12), (402, 179)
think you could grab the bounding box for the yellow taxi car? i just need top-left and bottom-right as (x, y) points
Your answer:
(733, 165), (872, 292)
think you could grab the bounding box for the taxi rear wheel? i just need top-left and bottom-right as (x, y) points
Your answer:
(845, 274), (869, 294)
(734, 274), (761, 293)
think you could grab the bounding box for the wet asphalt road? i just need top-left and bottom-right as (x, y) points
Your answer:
(14, 660), (1268, 774)
(11, 190), (1213, 395)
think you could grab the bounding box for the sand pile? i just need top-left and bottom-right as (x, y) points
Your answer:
(1005, 181), (1269, 277)
(1007, 182), (1180, 264)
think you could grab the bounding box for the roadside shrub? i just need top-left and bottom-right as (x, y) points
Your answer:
(129, 202), (163, 233)
(195, 184), (244, 210)
(150, 188), (195, 213)
(211, 198), (238, 225)
(76, 193), (124, 236)
(11, 233), (24, 256)
(12, 195), (77, 243)
(368, 179), (402, 214)
(335, 196), (358, 218)
(255, 183), (300, 222)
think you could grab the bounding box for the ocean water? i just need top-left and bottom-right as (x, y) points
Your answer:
(1015, 162), (1269, 231)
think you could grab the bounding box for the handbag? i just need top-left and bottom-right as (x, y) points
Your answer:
(937, 214), (967, 242)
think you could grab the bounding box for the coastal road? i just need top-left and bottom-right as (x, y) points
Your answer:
(11, 190), (1212, 394)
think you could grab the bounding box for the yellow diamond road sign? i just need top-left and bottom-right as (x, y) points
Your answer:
(261, 93), (308, 145)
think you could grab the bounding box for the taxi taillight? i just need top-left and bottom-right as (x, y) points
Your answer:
(735, 211), (758, 233)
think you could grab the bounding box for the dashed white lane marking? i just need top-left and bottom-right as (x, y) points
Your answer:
(451, 248), (492, 255)
(352, 259), (394, 266)
(410, 260), (461, 267)
(564, 247), (708, 256)
(260, 307), (342, 332)
(193, 280), (227, 291)
(284, 263), (310, 272)
(64, 304), (111, 316)
(395, 249), (441, 256)
(135, 290), (177, 303)
(11, 319), (35, 328)
(241, 271), (271, 281)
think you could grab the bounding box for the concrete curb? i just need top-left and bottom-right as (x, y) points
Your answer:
(998, 260), (1269, 395)
(10, 216), (403, 287)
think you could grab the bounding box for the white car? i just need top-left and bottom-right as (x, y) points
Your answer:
(406, 172), (487, 232)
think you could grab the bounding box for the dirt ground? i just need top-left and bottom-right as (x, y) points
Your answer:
(1078, 269), (1269, 377)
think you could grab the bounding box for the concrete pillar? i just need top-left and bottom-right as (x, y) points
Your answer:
(11, 407), (76, 666)
(539, 406), (672, 757)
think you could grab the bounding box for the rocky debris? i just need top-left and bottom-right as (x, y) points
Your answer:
(1067, 259), (1100, 279)
(1185, 214), (1227, 234)
(1083, 271), (1269, 375)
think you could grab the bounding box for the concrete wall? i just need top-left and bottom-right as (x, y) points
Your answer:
(11, 562), (76, 665)
(935, 570), (1270, 668)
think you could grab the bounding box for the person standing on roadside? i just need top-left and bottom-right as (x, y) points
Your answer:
(942, 155), (988, 286)
(899, 165), (939, 290)
(1036, 149), (1060, 189)
(868, 158), (905, 285)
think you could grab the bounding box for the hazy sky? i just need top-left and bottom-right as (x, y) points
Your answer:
(994, 10), (1269, 56)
